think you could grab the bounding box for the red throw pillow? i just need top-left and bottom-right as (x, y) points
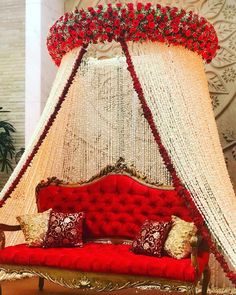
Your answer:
(132, 220), (172, 257)
(43, 211), (84, 248)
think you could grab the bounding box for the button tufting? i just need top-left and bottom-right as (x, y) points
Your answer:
(37, 174), (193, 240)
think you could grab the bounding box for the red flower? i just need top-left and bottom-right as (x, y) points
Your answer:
(107, 6), (113, 13)
(147, 14), (154, 21)
(114, 29), (121, 36)
(78, 31), (85, 38)
(86, 30), (92, 36)
(170, 9), (177, 17)
(105, 27), (112, 33)
(159, 22), (165, 29)
(137, 3), (143, 11)
(127, 3), (134, 10)
(114, 19), (120, 27)
(130, 27), (137, 34)
(112, 10), (119, 17)
(103, 12), (109, 19)
(89, 22), (96, 30)
(137, 13), (145, 20)
(185, 29), (192, 37)
(128, 12), (134, 19)
(101, 34), (108, 41)
(148, 22), (155, 29)
(160, 7), (167, 14)
(172, 26), (179, 33)
(132, 20), (139, 27)
(145, 3), (152, 10)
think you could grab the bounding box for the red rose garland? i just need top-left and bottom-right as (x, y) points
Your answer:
(47, 2), (218, 66)
(119, 39), (236, 286)
(0, 45), (88, 208)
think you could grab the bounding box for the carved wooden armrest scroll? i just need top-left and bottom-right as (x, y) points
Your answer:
(190, 236), (199, 276)
(0, 224), (21, 249)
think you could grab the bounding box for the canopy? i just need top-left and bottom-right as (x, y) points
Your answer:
(0, 2), (235, 289)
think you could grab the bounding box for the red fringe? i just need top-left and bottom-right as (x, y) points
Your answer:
(120, 39), (236, 285)
(0, 45), (88, 208)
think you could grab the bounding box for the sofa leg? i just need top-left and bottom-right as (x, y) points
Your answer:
(188, 286), (196, 295)
(38, 277), (44, 291)
(202, 265), (211, 295)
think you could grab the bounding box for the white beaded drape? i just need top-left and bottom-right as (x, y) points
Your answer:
(0, 45), (170, 246)
(128, 42), (236, 272)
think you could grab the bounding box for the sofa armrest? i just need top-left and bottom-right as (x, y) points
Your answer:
(190, 236), (199, 276)
(0, 224), (21, 249)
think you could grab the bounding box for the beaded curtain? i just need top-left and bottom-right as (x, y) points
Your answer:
(0, 42), (236, 291)
(0, 44), (170, 246)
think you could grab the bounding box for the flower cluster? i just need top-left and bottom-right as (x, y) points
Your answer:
(47, 2), (219, 66)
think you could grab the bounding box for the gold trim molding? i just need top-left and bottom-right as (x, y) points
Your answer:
(35, 157), (174, 196)
(0, 265), (197, 294)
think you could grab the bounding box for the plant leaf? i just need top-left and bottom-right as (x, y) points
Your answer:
(206, 71), (228, 93)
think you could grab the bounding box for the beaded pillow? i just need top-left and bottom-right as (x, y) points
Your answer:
(43, 211), (84, 248)
(132, 220), (172, 257)
(164, 215), (197, 259)
(16, 209), (52, 247)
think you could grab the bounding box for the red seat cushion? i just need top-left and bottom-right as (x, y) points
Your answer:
(0, 243), (209, 282)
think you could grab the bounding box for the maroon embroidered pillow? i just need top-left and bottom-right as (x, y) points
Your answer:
(132, 220), (172, 257)
(43, 211), (84, 248)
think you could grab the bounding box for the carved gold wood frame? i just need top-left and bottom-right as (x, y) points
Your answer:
(35, 157), (174, 198)
(0, 264), (197, 295)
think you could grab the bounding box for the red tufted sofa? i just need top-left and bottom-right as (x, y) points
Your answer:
(0, 162), (210, 295)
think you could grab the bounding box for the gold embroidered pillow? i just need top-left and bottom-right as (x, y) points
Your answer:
(132, 220), (172, 257)
(16, 209), (51, 247)
(164, 216), (197, 259)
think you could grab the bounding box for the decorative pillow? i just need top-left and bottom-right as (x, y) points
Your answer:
(43, 211), (84, 248)
(132, 220), (172, 257)
(164, 215), (197, 259)
(16, 209), (52, 247)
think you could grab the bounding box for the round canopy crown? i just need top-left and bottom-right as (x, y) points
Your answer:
(47, 2), (219, 66)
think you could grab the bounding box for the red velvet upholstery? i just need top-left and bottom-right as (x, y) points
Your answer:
(37, 174), (193, 239)
(0, 243), (209, 282)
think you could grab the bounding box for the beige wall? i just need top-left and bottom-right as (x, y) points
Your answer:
(0, 0), (25, 187)
(209, 0), (236, 192)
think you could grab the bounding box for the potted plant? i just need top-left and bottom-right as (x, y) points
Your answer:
(0, 107), (16, 173)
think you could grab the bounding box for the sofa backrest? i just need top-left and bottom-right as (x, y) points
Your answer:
(36, 174), (193, 240)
